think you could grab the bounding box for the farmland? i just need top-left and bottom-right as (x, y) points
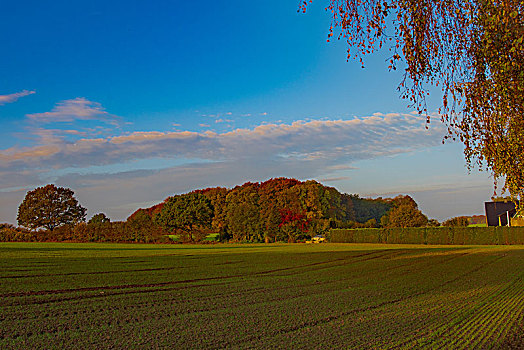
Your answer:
(0, 243), (523, 349)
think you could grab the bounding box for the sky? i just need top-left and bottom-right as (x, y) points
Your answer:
(0, 0), (496, 224)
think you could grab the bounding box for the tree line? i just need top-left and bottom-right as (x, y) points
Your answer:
(2, 178), (471, 243)
(139, 178), (433, 242)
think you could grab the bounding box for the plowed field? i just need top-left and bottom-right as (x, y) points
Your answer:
(0, 243), (522, 349)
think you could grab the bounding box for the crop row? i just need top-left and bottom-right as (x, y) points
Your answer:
(0, 244), (522, 348)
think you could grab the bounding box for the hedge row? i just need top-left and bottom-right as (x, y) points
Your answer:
(0, 222), (171, 243)
(329, 227), (524, 245)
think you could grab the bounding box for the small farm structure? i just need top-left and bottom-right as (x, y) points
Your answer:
(484, 201), (521, 226)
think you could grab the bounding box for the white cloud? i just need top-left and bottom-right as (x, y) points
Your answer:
(26, 97), (120, 125)
(320, 176), (351, 182)
(325, 164), (356, 171)
(0, 90), (35, 105)
(0, 113), (445, 171)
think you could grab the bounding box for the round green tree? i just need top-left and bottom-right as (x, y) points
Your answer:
(17, 184), (87, 231)
(88, 213), (110, 225)
(381, 204), (428, 228)
(154, 192), (214, 242)
(443, 216), (470, 227)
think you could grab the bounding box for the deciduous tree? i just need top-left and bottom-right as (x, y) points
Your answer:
(88, 213), (110, 224)
(154, 192), (213, 242)
(443, 216), (470, 227)
(17, 184), (86, 231)
(427, 218), (441, 227)
(197, 187), (229, 237)
(279, 208), (310, 242)
(225, 183), (261, 242)
(301, 0), (524, 199)
(351, 195), (393, 223)
(381, 204), (428, 227)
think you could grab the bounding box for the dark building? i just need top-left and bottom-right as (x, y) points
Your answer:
(484, 201), (517, 226)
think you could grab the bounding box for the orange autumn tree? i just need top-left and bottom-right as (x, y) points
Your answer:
(301, 0), (524, 200)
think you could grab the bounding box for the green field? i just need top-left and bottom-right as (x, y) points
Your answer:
(0, 243), (523, 349)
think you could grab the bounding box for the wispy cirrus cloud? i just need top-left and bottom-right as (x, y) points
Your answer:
(26, 97), (121, 125)
(0, 90), (35, 105)
(320, 176), (351, 182)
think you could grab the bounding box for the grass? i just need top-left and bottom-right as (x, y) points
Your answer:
(0, 242), (522, 349)
(167, 232), (219, 242)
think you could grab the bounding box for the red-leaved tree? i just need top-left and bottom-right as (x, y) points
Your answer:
(279, 208), (310, 243)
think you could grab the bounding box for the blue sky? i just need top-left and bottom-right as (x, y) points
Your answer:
(0, 0), (495, 223)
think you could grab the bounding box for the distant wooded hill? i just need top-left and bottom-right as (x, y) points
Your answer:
(131, 177), (427, 242)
